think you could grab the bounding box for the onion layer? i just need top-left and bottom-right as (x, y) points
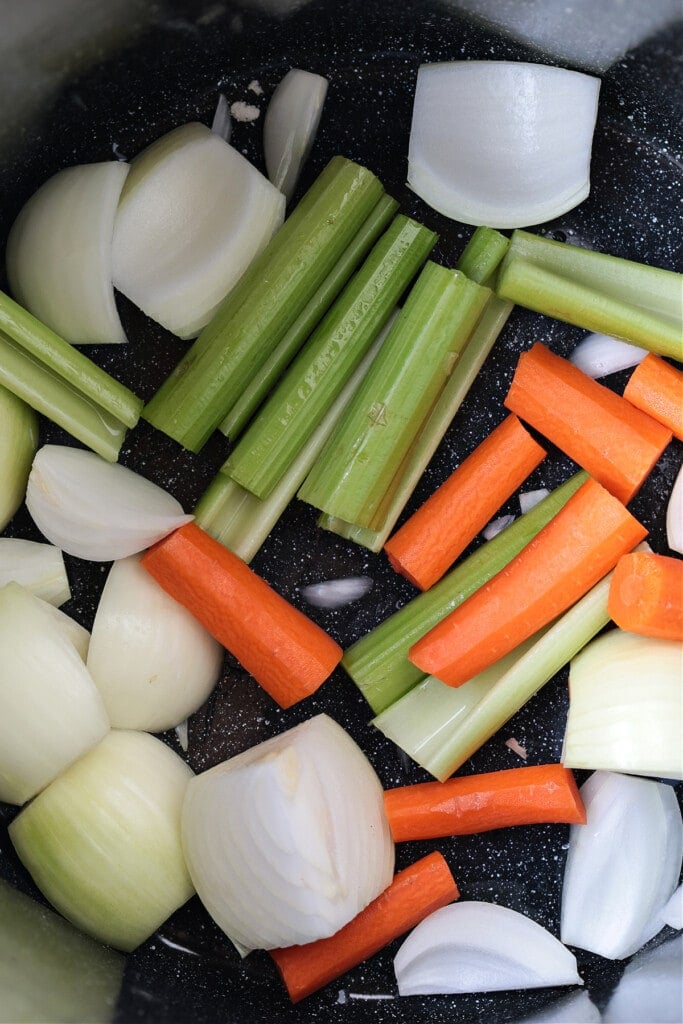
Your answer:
(181, 713), (394, 950)
(111, 122), (285, 339)
(26, 445), (193, 562)
(6, 162), (129, 345)
(560, 771), (683, 960)
(300, 575), (373, 608)
(9, 730), (194, 952)
(264, 69), (328, 201)
(87, 554), (223, 731)
(569, 333), (648, 378)
(394, 901), (582, 995)
(0, 538), (70, 606)
(0, 582), (109, 805)
(408, 61), (600, 228)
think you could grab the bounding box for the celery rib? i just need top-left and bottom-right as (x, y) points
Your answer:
(143, 157), (387, 452)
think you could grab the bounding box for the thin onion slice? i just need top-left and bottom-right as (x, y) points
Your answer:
(408, 61), (600, 228)
(394, 901), (581, 995)
(0, 582), (108, 805)
(111, 122), (285, 339)
(6, 162), (129, 344)
(26, 445), (193, 562)
(181, 713), (394, 950)
(87, 554), (223, 732)
(300, 575), (372, 608)
(666, 462), (683, 554)
(264, 69), (328, 201)
(9, 730), (194, 952)
(482, 513), (515, 540)
(0, 385), (38, 531)
(0, 538), (70, 606)
(569, 333), (648, 378)
(560, 771), (683, 960)
(519, 488), (550, 514)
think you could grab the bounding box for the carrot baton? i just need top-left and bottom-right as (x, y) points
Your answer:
(504, 341), (672, 504)
(623, 353), (683, 442)
(384, 414), (546, 590)
(384, 764), (586, 843)
(270, 851), (459, 1003)
(141, 522), (342, 708)
(608, 550), (683, 642)
(409, 476), (647, 688)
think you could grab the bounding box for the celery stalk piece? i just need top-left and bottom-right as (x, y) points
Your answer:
(496, 230), (683, 360)
(0, 878), (124, 1024)
(456, 226), (510, 285)
(299, 265), (489, 528)
(218, 193), (399, 440)
(0, 384), (38, 530)
(223, 215), (437, 499)
(143, 156), (387, 452)
(376, 572), (613, 781)
(195, 324), (390, 561)
(342, 471), (588, 714)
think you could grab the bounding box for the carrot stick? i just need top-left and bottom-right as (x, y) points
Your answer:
(504, 342), (672, 504)
(384, 414), (546, 590)
(270, 852), (459, 1003)
(409, 477), (647, 687)
(384, 764), (586, 843)
(141, 522), (342, 708)
(623, 353), (683, 442)
(608, 550), (683, 641)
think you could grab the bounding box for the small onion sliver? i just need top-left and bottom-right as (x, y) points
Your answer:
(408, 61), (600, 228)
(26, 445), (193, 562)
(300, 575), (373, 608)
(264, 69), (328, 201)
(666, 462), (683, 554)
(569, 333), (648, 378)
(87, 554), (223, 732)
(7, 162), (129, 344)
(519, 488), (550, 514)
(482, 514), (515, 540)
(394, 901), (582, 995)
(0, 539), (70, 607)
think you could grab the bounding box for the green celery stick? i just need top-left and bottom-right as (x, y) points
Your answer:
(299, 265), (489, 528)
(496, 231), (683, 360)
(195, 322), (391, 561)
(223, 215), (436, 499)
(0, 291), (142, 428)
(342, 471), (588, 714)
(373, 570), (614, 781)
(456, 226), (510, 284)
(218, 193), (399, 440)
(143, 157), (387, 452)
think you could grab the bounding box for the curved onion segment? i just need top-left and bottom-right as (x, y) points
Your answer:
(87, 554), (223, 732)
(560, 771), (683, 960)
(6, 162), (129, 344)
(394, 901), (582, 995)
(264, 69), (328, 201)
(0, 538), (70, 606)
(0, 386), (38, 532)
(111, 122), (286, 339)
(26, 445), (193, 562)
(9, 730), (195, 952)
(408, 62), (601, 228)
(181, 714), (394, 950)
(0, 582), (109, 805)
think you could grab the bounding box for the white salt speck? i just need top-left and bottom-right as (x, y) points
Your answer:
(230, 101), (260, 122)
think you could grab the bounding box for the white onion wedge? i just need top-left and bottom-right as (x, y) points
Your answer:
(519, 488), (549, 514)
(666, 462), (683, 554)
(394, 901), (581, 995)
(300, 575), (372, 608)
(563, 629), (683, 780)
(0, 538), (70, 606)
(569, 333), (648, 378)
(41, 599), (90, 661)
(602, 933), (683, 1023)
(0, 385), (38, 531)
(264, 69), (328, 201)
(181, 713), (394, 950)
(0, 582), (108, 805)
(87, 554), (223, 732)
(6, 162), (129, 345)
(408, 62), (600, 228)
(560, 771), (683, 960)
(26, 445), (193, 562)
(9, 730), (194, 952)
(111, 122), (285, 339)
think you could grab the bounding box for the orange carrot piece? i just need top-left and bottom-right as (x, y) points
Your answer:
(141, 522), (342, 708)
(623, 353), (683, 442)
(504, 342), (672, 504)
(608, 550), (683, 641)
(384, 764), (586, 843)
(270, 852), (459, 1003)
(384, 414), (546, 590)
(409, 477), (647, 687)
